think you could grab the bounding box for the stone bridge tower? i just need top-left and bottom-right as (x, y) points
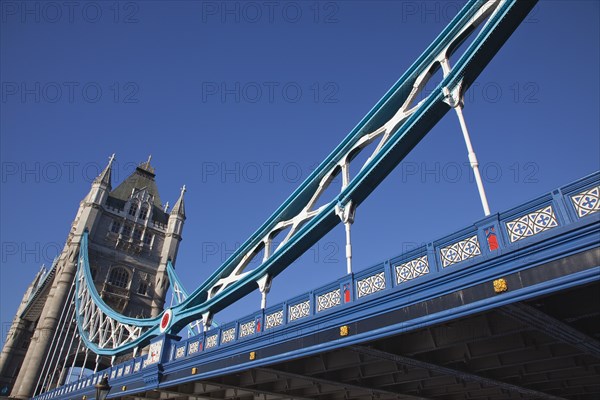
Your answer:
(0, 156), (186, 398)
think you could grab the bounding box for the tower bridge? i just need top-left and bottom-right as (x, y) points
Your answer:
(30, 171), (600, 399)
(1, 0), (599, 399)
(0, 158), (186, 397)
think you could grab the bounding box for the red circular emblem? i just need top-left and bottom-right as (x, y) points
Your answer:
(160, 309), (172, 332)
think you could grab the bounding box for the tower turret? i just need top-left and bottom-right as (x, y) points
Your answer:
(151, 185), (186, 316)
(169, 185), (186, 236)
(86, 154), (114, 205)
(4, 155), (185, 398)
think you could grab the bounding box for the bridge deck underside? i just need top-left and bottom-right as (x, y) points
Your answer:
(122, 280), (600, 400)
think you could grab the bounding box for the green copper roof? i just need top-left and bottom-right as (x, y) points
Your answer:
(109, 165), (162, 208)
(106, 162), (169, 225)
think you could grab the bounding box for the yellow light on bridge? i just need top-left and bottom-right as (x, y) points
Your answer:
(340, 325), (349, 337)
(493, 278), (508, 293)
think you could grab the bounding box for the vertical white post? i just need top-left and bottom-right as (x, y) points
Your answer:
(441, 57), (491, 217)
(454, 105), (491, 216)
(94, 354), (100, 373)
(79, 349), (89, 380)
(202, 312), (212, 332)
(65, 339), (82, 384)
(55, 306), (78, 388)
(261, 292), (267, 310)
(336, 201), (356, 274)
(257, 275), (272, 309)
(344, 222), (353, 275)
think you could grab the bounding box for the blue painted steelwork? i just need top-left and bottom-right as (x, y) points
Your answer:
(170, 0), (539, 329)
(165, 261), (218, 335)
(44, 172), (598, 400)
(74, 233), (162, 353)
(76, 235), (159, 328)
(71, 0), (539, 356)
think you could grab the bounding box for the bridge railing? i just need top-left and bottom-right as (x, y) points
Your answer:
(35, 171), (599, 400)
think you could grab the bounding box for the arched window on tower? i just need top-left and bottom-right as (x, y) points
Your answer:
(139, 205), (149, 220)
(143, 233), (153, 246)
(128, 202), (138, 217)
(108, 267), (130, 288)
(138, 281), (148, 295)
(121, 224), (132, 237)
(110, 220), (121, 234)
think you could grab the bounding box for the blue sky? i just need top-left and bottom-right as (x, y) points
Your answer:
(1, 1), (599, 340)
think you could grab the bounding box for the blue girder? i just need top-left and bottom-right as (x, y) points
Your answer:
(172, 0), (539, 330)
(52, 171), (599, 399)
(74, 0), (539, 355)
